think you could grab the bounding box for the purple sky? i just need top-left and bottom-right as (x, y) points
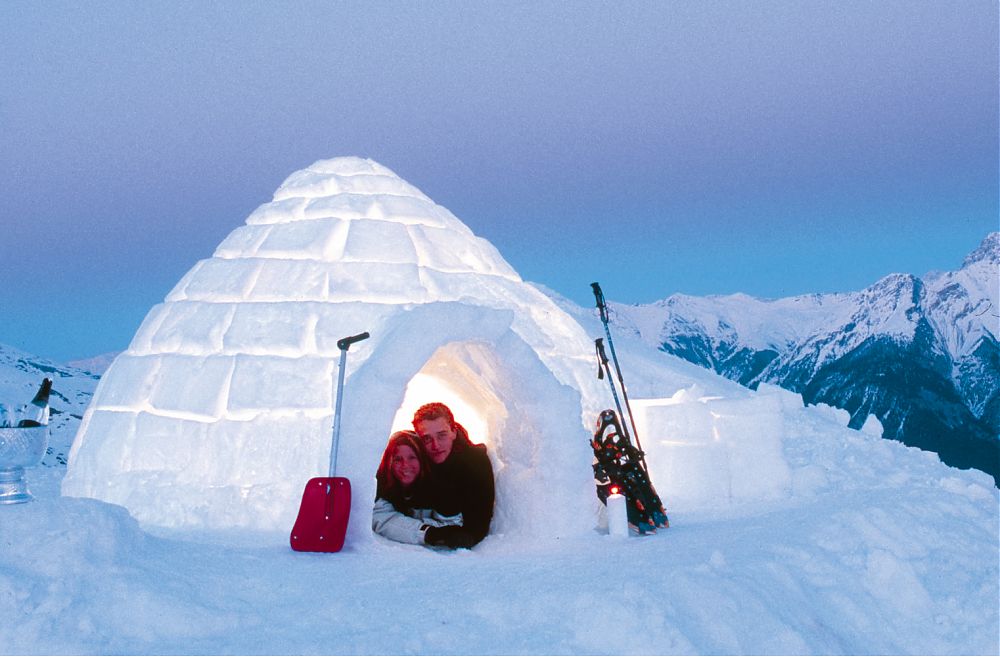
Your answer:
(2, 2), (997, 361)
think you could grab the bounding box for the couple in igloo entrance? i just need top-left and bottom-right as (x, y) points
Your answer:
(372, 402), (495, 549)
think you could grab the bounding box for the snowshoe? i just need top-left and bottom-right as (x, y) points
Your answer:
(591, 409), (669, 534)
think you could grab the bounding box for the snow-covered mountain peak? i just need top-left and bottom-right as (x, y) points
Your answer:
(851, 272), (922, 340)
(867, 271), (918, 293)
(961, 231), (999, 268)
(628, 291), (853, 354)
(921, 234), (998, 360)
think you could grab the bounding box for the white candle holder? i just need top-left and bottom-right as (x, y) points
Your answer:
(607, 490), (629, 538)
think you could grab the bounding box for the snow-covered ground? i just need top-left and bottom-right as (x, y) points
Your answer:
(1, 338), (997, 654)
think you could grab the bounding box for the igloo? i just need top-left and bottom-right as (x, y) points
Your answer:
(62, 157), (609, 543)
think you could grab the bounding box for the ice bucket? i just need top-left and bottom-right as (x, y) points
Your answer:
(0, 425), (49, 504)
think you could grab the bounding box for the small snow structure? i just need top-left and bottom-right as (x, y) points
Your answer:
(62, 157), (607, 542)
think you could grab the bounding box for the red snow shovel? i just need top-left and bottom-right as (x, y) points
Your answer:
(290, 331), (369, 552)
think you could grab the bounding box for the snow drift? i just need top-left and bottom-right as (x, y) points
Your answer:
(4, 339), (997, 654)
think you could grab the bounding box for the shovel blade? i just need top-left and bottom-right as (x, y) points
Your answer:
(290, 477), (351, 553)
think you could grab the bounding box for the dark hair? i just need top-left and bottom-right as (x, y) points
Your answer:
(375, 431), (431, 511)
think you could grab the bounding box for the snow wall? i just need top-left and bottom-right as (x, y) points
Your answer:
(63, 157), (815, 543)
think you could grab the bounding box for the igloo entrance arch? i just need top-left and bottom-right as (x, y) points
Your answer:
(338, 304), (599, 546)
(390, 342), (506, 453)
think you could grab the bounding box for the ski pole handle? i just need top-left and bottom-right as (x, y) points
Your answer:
(591, 282), (609, 323)
(595, 338), (609, 366)
(594, 339), (608, 379)
(337, 332), (370, 351)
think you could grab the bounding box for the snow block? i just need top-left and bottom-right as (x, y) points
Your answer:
(304, 193), (456, 226)
(408, 224), (517, 277)
(213, 224), (273, 259)
(811, 402), (852, 427)
(246, 259), (330, 302)
(126, 412), (208, 473)
(634, 389), (792, 509)
(223, 303), (316, 356)
(255, 219), (347, 261)
(418, 269), (511, 306)
(861, 414), (884, 437)
(273, 169), (426, 203)
(633, 397), (723, 507)
(211, 414), (330, 487)
(226, 355), (333, 414)
(326, 262), (427, 303)
(93, 354), (162, 409)
(245, 197), (307, 225)
(341, 218), (419, 264)
(147, 301), (234, 355)
(128, 303), (170, 353)
(178, 258), (262, 302)
(148, 356), (234, 419)
(707, 395), (791, 502)
(64, 409), (138, 489)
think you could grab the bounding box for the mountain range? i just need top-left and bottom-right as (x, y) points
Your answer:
(603, 233), (999, 483)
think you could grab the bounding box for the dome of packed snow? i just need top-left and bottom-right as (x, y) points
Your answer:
(62, 157), (614, 539)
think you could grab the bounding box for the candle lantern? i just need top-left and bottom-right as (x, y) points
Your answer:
(607, 485), (629, 538)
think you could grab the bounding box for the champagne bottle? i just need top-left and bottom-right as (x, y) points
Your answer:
(30, 378), (52, 425)
(13, 378), (51, 428)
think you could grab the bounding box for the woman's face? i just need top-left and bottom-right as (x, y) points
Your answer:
(391, 444), (420, 487)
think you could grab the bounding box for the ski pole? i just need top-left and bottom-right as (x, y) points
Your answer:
(591, 282), (646, 463)
(329, 331), (369, 477)
(595, 338), (630, 442)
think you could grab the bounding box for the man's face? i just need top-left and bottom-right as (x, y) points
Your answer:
(415, 416), (456, 464)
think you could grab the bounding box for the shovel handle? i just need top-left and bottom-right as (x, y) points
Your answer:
(329, 331), (370, 478)
(337, 332), (370, 350)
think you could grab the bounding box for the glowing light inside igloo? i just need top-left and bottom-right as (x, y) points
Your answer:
(390, 342), (506, 451)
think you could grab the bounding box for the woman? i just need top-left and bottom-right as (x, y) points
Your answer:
(372, 430), (461, 545)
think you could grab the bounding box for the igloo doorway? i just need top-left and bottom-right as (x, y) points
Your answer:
(390, 342), (506, 451)
(350, 328), (597, 541)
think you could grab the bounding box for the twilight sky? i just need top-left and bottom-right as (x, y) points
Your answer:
(2, 2), (997, 362)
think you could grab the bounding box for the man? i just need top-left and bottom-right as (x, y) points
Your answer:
(412, 402), (495, 549)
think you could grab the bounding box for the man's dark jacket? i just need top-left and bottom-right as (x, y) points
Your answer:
(424, 426), (495, 549)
